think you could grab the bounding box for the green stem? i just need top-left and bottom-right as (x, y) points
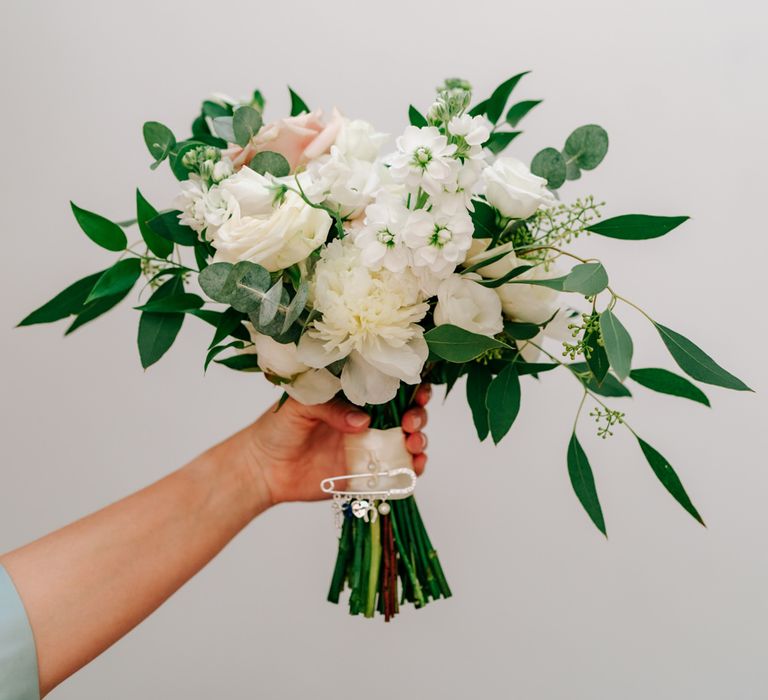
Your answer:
(389, 502), (425, 608)
(327, 515), (352, 604)
(365, 515), (382, 618)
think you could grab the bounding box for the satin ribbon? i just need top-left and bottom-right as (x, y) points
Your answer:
(342, 427), (414, 500)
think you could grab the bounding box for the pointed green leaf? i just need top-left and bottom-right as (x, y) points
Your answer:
(86, 258), (141, 304)
(531, 147), (566, 190)
(477, 264), (533, 288)
(18, 271), (104, 326)
(466, 364), (492, 441)
(147, 211), (197, 246)
(136, 189), (173, 258)
(505, 99), (542, 127)
(215, 354), (262, 371)
(585, 325), (610, 384)
(654, 322), (751, 391)
(586, 214), (689, 240)
(208, 307), (249, 349)
(637, 437), (705, 526)
(205, 341), (246, 371)
(137, 278), (184, 369)
(485, 131), (522, 155)
(571, 362), (631, 397)
(486, 363), (521, 444)
(563, 262), (609, 296)
(629, 368), (710, 407)
(485, 71), (530, 123)
(599, 309), (633, 381)
(249, 150), (290, 177)
(66, 285), (133, 334)
(408, 105), (427, 128)
(288, 87), (310, 116)
(563, 124), (609, 170)
(503, 320), (540, 340)
(515, 362), (559, 377)
(567, 433), (606, 535)
(134, 292), (204, 313)
(232, 106), (263, 147)
(70, 202), (127, 251)
(425, 325), (509, 362)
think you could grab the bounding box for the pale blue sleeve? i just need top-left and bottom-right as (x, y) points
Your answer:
(0, 565), (39, 700)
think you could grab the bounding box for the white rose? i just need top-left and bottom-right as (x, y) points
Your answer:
(463, 238), (518, 279)
(482, 156), (554, 219)
(244, 326), (340, 405)
(210, 189), (331, 271)
(496, 263), (563, 324)
(434, 273), (503, 337)
(335, 119), (388, 162)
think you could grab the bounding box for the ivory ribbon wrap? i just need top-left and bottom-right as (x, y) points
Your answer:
(343, 427), (414, 499)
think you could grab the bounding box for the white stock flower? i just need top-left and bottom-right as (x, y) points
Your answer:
(353, 194), (411, 272)
(447, 114), (492, 158)
(402, 208), (473, 280)
(388, 126), (459, 196)
(297, 239), (429, 406)
(482, 156), (555, 219)
(434, 273), (503, 337)
(209, 168), (331, 271)
(243, 325), (340, 405)
(174, 175), (232, 234)
(306, 148), (383, 218)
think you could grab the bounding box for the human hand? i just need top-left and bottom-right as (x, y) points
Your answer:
(225, 386), (431, 506)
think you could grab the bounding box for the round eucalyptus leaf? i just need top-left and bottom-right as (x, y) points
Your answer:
(530, 147), (566, 189)
(563, 124), (609, 170)
(199, 262), (234, 303)
(249, 151), (290, 177)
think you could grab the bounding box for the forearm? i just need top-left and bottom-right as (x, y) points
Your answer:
(0, 432), (269, 696)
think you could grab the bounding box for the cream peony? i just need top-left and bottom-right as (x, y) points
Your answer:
(208, 167), (332, 271)
(297, 239), (429, 406)
(433, 273), (503, 337)
(243, 325), (340, 405)
(482, 156), (555, 219)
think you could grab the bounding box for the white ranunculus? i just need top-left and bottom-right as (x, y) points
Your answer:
(495, 263), (563, 324)
(434, 273), (503, 337)
(297, 239), (429, 406)
(243, 325), (340, 405)
(209, 187), (331, 271)
(482, 156), (555, 219)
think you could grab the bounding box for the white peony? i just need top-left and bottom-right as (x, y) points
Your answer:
(387, 126), (459, 196)
(433, 273), (503, 337)
(297, 239), (429, 406)
(208, 168), (332, 271)
(482, 156), (555, 219)
(243, 325), (341, 405)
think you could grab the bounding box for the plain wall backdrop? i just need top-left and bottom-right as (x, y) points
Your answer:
(1, 1), (766, 698)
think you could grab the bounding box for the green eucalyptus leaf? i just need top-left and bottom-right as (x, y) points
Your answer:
(249, 151), (290, 177)
(506, 99), (542, 127)
(585, 324), (610, 385)
(563, 262), (609, 296)
(18, 270), (105, 326)
(637, 437), (705, 526)
(137, 277), (185, 369)
(202, 100), (231, 119)
(654, 322), (751, 391)
(485, 71), (530, 123)
(567, 433), (606, 535)
(136, 189), (173, 258)
(408, 105), (427, 128)
(211, 116), (236, 143)
(565, 159), (582, 181)
(486, 363), (521, 444)
(86, 258), (141, 304)
(232, 106), (263, 147)
(599, 309), (633, 380)
(222, 261), (272, 313)
(425, 325), (509, 363)
(466, 364), (492, 442)
(282, 280), (309, 334)
(147, 211), (197, 246)
(629, 368), (710, 407)
(531, 147), (566, 190)
(259, 278), (284, 326)
(70, 202), (127, 251)
(288, 87), (310, 116)
(563, 124), (609, 170)
(586, 214), (689, 240)
(571, 362), (631, 397)
(142, 121), (176, 168)
(484, 131), (522, 155)
(199, 262), (233, 303)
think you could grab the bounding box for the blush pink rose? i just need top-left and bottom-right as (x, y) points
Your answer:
(223, 108), (344, 172)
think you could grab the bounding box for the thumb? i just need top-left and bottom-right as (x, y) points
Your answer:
(294, 398), (371, 433)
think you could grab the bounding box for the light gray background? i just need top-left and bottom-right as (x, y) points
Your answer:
(1, 1), (766, 698)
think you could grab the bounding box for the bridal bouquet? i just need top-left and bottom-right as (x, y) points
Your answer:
(20, 74), (750, 621)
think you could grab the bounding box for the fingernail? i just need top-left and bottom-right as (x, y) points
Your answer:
(411, 414), (423, 430)
(346, 411), (369, 427)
